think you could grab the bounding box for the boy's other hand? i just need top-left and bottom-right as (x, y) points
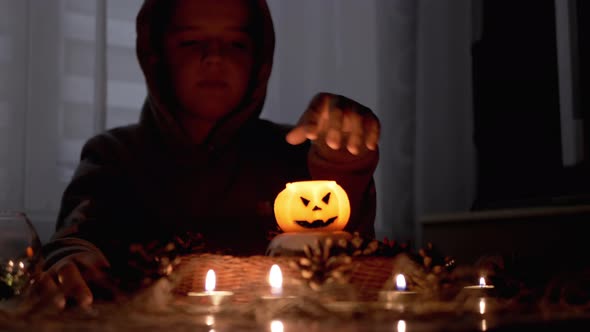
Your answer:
(27, 251), (114, 309)
(286, 93), (380, 155)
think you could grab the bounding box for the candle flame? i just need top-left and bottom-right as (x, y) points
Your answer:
(205, 269), (216, 292)
(479, 297), (486, 315)
(270, 320), (284, 332)
(481, 319), (487, 331)
(397, 320), (406, 332)
(26, 246), (34, 258)
(395, 274), (407, 291)
(269, 264), (283, 291)
(18, 261), (24, 269)
(479, 277), (486, 287)
(8, 260), (13, 267)
(205, 315), (215, 326)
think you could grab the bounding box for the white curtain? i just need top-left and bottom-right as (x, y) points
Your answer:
(0, 0), (144, 241)
(0, 0), (475, 244)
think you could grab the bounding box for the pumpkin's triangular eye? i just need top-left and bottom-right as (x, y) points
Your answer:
(300, 197), (310, 207)
(322, 192), (331, 204)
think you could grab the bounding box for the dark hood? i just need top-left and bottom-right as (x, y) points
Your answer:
(135, 0), (275, 151)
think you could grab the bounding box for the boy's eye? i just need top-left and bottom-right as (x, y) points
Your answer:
(179, 40), (203, 47)
(231, 41), (247, 50)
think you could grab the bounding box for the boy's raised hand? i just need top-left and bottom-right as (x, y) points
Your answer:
(286, 93), (380, 155)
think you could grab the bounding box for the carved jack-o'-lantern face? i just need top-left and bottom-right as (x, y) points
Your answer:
(274, 181), (350, 232)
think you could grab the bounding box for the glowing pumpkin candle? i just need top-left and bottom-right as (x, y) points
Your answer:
(267, 180), (353, 256)
(274, 180), (350, 232)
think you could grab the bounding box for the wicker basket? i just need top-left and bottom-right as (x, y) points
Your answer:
(174, 254), (395, 303)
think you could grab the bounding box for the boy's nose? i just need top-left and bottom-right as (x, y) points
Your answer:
(202, 41), (223, 63)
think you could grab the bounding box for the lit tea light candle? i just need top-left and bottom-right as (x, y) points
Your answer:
(206, 269), (215, 292)
(269, 264), (283, 296)
(397, 320), (407, 332)
(396, 274), (407, 290)
(378, 274), (418, 305)
(261, 264), (296, 301)
(465, 276), (495, 290)
(187, 269), (233, 306)
(270, 320), (284, 332)
(463, 276), (495, 299)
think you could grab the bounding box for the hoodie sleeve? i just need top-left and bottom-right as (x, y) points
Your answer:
(308, 140), (379, 238)
(42, 133), (134, 270)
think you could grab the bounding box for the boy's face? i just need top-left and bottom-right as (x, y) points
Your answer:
(161, 0), (255, 122)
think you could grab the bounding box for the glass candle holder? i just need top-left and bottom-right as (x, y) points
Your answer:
(0, 211), (42, 299)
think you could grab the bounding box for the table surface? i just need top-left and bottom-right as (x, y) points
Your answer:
(2, 283), (590, 332)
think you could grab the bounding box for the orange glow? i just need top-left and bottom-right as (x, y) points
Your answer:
(274, 181), (350, 232)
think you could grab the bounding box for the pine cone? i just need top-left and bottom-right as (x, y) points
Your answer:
(418, 242), (456, 275)
(332, 232), (380, 257)
(290, 238), (353, 291)
(117, 232), (206, 290)
(375, 237), (413, 257)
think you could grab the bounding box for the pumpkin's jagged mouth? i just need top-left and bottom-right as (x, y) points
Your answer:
(295, 216), (338, 229)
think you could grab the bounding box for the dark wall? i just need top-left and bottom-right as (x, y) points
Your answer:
(580, 1), (590, 151)
(472, 0), (590, 209)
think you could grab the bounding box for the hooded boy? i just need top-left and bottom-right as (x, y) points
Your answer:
(37, 0), (380, 308)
